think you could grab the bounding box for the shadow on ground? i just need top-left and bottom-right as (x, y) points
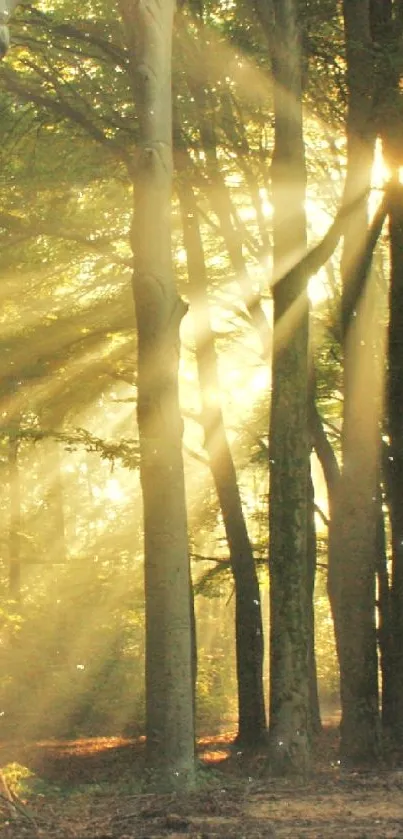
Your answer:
(0, 726), (402, 838)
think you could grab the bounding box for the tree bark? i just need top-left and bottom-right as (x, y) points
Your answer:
(256, 0), (310, 774)
(371, 0), (403, 746)
(371, 0), (403, 747)
(328, 0), (381, 765)
(384, 181), (403, 743)
(118, 0), (195, 790)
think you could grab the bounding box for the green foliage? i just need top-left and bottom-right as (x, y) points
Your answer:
(1, 763), (34, 797)
(1, 426), (140, 470)
(196, 651), (237, 734)
(314, 551), (340, 706)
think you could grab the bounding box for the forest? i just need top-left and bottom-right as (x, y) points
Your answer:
(0, 0), (403, 837)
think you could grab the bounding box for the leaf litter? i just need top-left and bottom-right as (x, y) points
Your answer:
(0, 726), (402, 839)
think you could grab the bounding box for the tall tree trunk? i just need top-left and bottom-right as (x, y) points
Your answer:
(384, 180), (403, 743)
(329, 0), (381, 765)
(371, 0), (403, 745)
(255, 0), (310, 774)
(176, 158), (266, 747)
(118, 0), (195, 790)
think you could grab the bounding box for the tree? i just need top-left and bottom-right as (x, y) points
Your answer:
(254, 0), (310, 773)
(372, 0), (403, 745)
(328, 0), (381, 764)
(118, 0), (195, 790)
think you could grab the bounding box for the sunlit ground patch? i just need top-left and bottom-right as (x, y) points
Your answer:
(197, 730), (237, 764)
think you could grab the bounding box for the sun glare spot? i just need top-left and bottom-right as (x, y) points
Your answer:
(238, 205), (256, 222)
(259, 188), (273, 219)
(176, 248), (187, 264)
(372, 139), (389, 189)
(308, 267), (329, 306)
(250, 367), (269, 393)
(105, 478), (125, 503)
(225, 173), (243, 188)
(305, 198), (331, 236)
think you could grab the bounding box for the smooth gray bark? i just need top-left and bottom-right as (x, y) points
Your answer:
(118, 0), (195, 790)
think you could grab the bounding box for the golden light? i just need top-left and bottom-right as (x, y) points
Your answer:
(308, 266), (329, 307)
(372, 138), (390, 191)
(105, 478), (125, 503)
(1, 5), (375, 745)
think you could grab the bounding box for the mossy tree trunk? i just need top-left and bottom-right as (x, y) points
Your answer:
(255, 0), (310, 774)
(118, 0), (195, 791)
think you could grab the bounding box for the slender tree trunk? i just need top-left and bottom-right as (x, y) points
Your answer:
(255, 0), (310, 774)
(328, 0), (381, 765)
(118, 0), (195, 790)
(176, 159), (266, 747)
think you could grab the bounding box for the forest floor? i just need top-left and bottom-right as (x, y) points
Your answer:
(0, 724), (403, 839)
